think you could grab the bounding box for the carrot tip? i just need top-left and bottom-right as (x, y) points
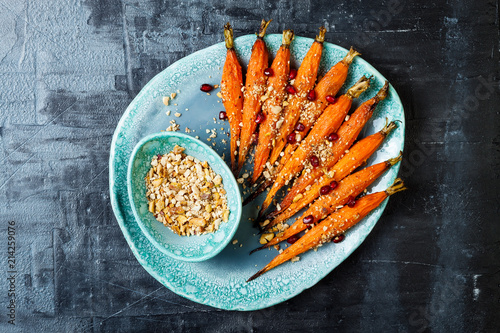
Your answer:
(381, 120), (398, 136)
(347, 76), (371, 99)
(387, 151), (403, 166)
(258, 19), (272, 38)
(316, 26), (327, 43)
(249, 246), (265, 255)
(386, 178), (407, 195)
(375, 81), (390, 101)
(282, 29), (294, 46)
(343, 47), (361, 65)
(224, 23), (234, 49)
(247, 268), (266, 282)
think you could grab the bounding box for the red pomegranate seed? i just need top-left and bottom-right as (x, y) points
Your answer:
(289, 69), (297, 80)
(327, 132), (339, 142)
(287, 235), (300, 244)
(264, 68), (274, 76)
(307, 90), (316, 101)
(200, 84), (213, 92)
(320, 185), (332, 195)
(157, 154), (162, 159)
(285, 84), (297, 95)
(287, 133), (296, 144)
(332, 234), (345, 243)
(330, 181), (338, 190)
(219, 111), (227, 120)
(295, 123), (305, 132)
(325, 95), (337, 104)
(303, 215), (314, 224)
(310, 155), (319, 167)
(255, 112), (266, 124)
(347, 196), (356, 208)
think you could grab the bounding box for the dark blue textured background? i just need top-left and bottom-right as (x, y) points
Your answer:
(0, 0), (499, 331)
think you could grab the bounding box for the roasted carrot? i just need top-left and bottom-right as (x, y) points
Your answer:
(252, 30), (294, 183)
(236, 19), (272, 174)
(247, 178), (407, 282)
(253, 153), (402, 251)
(220, 23), (244, 173)
(258, 76), (371, 215)
(268, 27), (326, 166)
(277, 47), (361, 163)
(271, 119), (398, 224)
(263, 81), (390, 217)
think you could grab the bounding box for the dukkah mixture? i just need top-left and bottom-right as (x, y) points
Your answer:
(145, 145), (230, 236)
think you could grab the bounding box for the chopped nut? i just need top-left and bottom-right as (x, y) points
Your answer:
(162, 96), (170, 105)
(232, 239), (238, 245)
(260, 233), (274, 244)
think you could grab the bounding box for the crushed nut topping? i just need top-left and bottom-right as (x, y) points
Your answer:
(145, 145), (230, 236)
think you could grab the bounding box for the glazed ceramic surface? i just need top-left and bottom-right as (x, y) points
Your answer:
(127, 132), (242, 262)
(109, 34), (405, 310)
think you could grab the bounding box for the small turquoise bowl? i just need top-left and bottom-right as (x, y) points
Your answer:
(127, 132), (242, 262)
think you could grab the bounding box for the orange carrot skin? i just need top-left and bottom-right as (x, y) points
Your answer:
(221, 48), (243, 172)
(237, 37), (269, 172)
(277, 96), (381, 212)
(249, 190), (389, 281)
(269, 35), (325, 165)
(279, 127), (392, 216)
(264, 160), (392, 248)
(252, 39), (292, 183)
(260, 95), (353, 213)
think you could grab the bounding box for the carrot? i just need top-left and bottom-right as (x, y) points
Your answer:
(220, 23), (244, 173)
(253, 153), (402, 251)
(263, 81), (390, 217)
(247, 178), (407, 282)
(261, 120), (398, 232)
(236, 19), (272, 174)
(268, 26), (326, 166)
(281, 47), (361, 161)
(252, 30), (294, 183)
(258, 76), (371, 215)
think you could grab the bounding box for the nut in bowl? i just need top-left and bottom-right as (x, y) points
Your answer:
(127, 132), (242, 262)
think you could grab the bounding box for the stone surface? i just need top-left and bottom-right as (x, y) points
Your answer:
(0, 0), (499, 331)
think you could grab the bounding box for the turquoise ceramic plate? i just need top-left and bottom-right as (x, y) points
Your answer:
(127, 132), (242, 262)
(109, 34), (405, 311)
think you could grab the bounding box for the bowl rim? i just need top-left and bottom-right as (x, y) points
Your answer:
(126, 131), (243, 262)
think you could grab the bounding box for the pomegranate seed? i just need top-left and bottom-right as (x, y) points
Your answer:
(157, 154), (162, 159)
(328, 132), (339, 142)
(264, 68), (274, 76)
(255, 112), (266, 124)
(320, 185), (332, 195)
(200, 84), (213, 92)
(287, 133), (296, 144)
(219, 111), (227, 120)
(295, 123), (305, 132)
(330, 181), (338, 190)
(310, 155), (319, 167)
(332, 234), (345, 243)
(287, 235), (300, 244)
(325, 95), (337, 104)
(347, 196), (356, 208)
(307, 90), (316, 101)
(303, 215), (314, 224)
(285, 84), (297, 95)
(289, 69), (297, 80)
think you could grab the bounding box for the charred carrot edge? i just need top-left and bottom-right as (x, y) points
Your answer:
(296, 47), (361, 142)
(236, 19), (272, 174)
(252, 30), (294, 183)
(268, 26), (327, 166)
(247, 178), (407, 281)
(221, 23), (244, 173)
(268, 81), (390, 215)
(252, 152), (402, 251)
(258, 77), (372, 216)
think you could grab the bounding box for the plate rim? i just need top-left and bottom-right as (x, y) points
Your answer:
(109, 33), (405, 311)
